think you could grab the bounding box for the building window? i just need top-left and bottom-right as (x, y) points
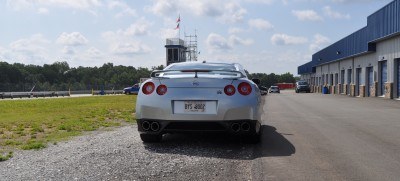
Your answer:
(173, 49), (179, 61)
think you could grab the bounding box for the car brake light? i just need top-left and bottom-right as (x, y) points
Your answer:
(156, 84), (167, 95)
(142, 82), (155, 95)
(224, 85), (236, 96)
(238, 82), (252, 95)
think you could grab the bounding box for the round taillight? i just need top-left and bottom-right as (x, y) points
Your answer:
(238, 82), (252, 95)
(224, 85), (236, 96)
(156, 84), (167, 95)
(142, 82), (155, 95)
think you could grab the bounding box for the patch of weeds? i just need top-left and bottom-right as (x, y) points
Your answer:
(0, 152), (13, 162)
(32, 126), (44, 133)
(21, 141), (46, 150)
(58, 124), (72, 132)
(5, 140), (22, 146)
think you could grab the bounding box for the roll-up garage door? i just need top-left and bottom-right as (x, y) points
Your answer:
(368, 67), (373, 97)
(356, 68), (361, 96)
(398, 61), (400, 98)
(381, 61), (387, 96)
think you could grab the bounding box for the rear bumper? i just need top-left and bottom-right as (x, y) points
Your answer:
(137, 119), (261, 135)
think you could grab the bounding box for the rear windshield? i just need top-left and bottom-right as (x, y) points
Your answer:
(165, 63), (237, 71)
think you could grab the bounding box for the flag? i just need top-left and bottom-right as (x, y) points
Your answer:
(175, 23), (180, 30)
(176, 15), (180, 23)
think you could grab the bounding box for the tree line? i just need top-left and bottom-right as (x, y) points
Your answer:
(0, 61), (296, 92)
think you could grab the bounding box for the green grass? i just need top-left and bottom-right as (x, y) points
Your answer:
(0, 151), (13, 161)
(0, 95), (136, 156)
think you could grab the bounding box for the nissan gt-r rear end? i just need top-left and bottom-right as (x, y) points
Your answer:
(135, 62), (262, 143)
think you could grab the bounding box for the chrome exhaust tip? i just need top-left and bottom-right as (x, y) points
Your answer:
(241, 122), (250, 132)
(142, 121), (150, 131)
(231, 123), (240, 132)
(150, 122), (160, 132)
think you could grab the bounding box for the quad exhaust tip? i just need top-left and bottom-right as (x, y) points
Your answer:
(142, 121), (150, 131)
(150, 122), (160, 132)
(241, 122), (250, 132)
(231, 123), (240, 132)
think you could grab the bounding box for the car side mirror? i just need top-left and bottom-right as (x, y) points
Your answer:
(252, 78), (261, 85)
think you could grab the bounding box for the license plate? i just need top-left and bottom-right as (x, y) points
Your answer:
(184, 101), (206, 112)
(173, 101), (217, 114)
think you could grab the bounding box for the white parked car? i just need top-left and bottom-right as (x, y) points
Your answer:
(269, 86), (280, 93)
(135, 62), (262, 143)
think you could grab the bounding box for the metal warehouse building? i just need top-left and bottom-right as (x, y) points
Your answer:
(298, 0), (400, 99)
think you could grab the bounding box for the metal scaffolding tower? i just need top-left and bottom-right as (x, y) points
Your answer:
(185, 30), (198, 62)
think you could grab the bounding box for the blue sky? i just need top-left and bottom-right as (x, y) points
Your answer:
(0, 0), (392, 75)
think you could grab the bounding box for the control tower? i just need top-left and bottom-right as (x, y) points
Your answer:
(165, 31), (198, 66)
(165, 38), (187, 66)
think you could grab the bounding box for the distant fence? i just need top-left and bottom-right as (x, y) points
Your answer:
(0, 89), (123, 99)
(0, 91), (70, 99)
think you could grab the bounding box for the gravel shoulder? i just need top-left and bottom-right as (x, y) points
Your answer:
(0, 123), (286, 180)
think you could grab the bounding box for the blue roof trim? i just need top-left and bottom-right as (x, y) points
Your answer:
(298, 0), (400, 75)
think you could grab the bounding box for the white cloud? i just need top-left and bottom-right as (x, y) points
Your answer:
(10, 34), (50, 52)
(206, 33), (232, 51)
(229, 35), (254, 46)
(146, 0), (180, 16)
(271, 33), (308, 45)
(7, 0), (102, 14)
(56, 32), (89, 46)
(248, 18), (274, 30)
(85, 47), (103, 58)
(218, 2), (247, 24)
(292, 10), (323, 21)
(323, 6), (350, 19)
(309, 34), (330, 52)
(331, 0), (375, 3)
(160, 28), (179, 40)
(101, 28), (152, 55)
(244, 0), (275, 4)
(228, 27), (245, 34)
(206, 33), (253, 51)
(7, 34), (51, 64)
(146, 0), (246, 24)
(37, 7), (49, 14)
(108, 1), (137, 18)
(111, 42), (151, 55)
(62, 46), (76, 55)
(124, 18), (153, 36)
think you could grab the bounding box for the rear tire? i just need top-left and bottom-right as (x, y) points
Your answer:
(245, 127), (261, 144)
(140, 134), (162, 143)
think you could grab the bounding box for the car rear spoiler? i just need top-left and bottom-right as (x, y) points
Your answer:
(150, 69), (246, 79)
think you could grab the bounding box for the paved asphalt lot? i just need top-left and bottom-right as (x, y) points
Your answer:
(1, 90), (400, 180)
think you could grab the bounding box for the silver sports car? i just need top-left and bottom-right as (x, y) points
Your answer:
(135, 62), (262, 143)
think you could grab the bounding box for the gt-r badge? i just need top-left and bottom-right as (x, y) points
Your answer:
(217, 90), (222, 94)
(192, 81), (199, 86)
